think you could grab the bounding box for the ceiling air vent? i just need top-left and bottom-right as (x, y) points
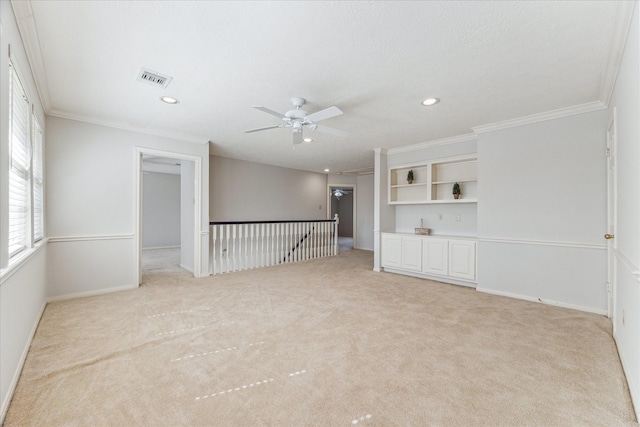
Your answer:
(136, 68), (173, 88)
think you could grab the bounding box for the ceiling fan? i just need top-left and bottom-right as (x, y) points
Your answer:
(332, 188), (353, 200)
(244, 97), (348, 145)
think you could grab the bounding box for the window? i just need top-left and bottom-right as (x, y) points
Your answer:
(32, 115), (44, 242)
(8, 62), (31, 257)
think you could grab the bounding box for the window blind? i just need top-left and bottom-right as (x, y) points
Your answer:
(33, 116), (44, 242)
(8, 63), (31, 258)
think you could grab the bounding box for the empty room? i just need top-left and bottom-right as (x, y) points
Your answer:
(1, 1), (638, 425)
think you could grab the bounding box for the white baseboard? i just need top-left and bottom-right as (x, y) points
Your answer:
(47, 283), (138, 303)
(476, 287), (607, 315)
(142, 245), (180, 250)
(1, 301), (47, 424)
(614, 336), (640, 421)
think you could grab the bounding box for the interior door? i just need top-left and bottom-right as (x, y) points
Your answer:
(606, 111), (617, 323)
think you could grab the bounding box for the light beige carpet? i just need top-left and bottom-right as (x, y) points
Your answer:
(4, 249), (637, 426)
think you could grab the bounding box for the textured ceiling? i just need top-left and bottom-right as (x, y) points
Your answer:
(17, 1), (626, 173)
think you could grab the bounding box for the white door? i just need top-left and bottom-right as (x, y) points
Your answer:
(606, 112), (618, 322)
(381, 233), (402, 268)
(401, 236), (422, 271)
(423, 238), (448, 276)
(448, 240), (476, 281)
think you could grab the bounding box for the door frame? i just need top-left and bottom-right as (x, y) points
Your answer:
(327, 184), (357, 249)
(606, 108), (618, 324)
(135, 147), (202, 285)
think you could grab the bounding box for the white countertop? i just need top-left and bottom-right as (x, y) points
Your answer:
(383, 231), (477, 240)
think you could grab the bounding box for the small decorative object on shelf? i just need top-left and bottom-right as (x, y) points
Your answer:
(453, 182), (461, 199)
(407, 169), (414, 184)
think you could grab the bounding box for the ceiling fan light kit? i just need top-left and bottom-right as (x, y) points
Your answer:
(244, 97), (348, 144)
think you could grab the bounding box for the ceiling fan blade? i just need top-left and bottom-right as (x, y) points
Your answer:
(314, 124), (348, 138)
(306, 106), (343, 123)
(293, 130), (303, 145)
(252, 106), (285, 118)
(244, 124), (282, 133)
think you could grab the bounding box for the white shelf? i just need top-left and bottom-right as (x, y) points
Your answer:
(391, 183), (429, 188)
(388, 155), (477, 204)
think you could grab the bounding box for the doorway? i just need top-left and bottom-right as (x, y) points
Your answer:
(141, 155), (183, 281)
(328, 184), (357, 251)
(135, 148), (202, 285)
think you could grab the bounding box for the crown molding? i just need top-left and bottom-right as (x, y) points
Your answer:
(10, 0), (51, 112)
(472, 101), (607, 134)
(48, 110), (209, 145)
(387, 133), (477, 155)
(599, 1), (636, 106)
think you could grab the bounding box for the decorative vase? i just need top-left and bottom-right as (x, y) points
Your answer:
(454, 194), (460, 199)
(408, 180), (413, 184)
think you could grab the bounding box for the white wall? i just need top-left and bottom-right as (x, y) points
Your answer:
(356, 174), (374, 251)
(46, 116), (209, 298)
(0, 2), (48, 421)
(180, 161), (195, 272)
(609, 2), (640, 418)
(142, 172), (180, 248)
(209, 155), (327, 221)
(476, 109), (609, 313)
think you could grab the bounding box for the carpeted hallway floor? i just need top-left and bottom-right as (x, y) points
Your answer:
(4, 249), (637, 426)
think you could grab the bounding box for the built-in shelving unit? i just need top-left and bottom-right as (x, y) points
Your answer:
(388, 155), (477, 204)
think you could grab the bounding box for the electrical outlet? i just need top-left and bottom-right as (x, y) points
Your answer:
(456, 215), (461, 222)
(438, 214), (443, 221)
(222, 249), (227, 258)
(318, 205), (322, 210)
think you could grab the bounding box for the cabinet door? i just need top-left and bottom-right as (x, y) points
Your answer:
(401, 236), (422, 271)
(422, 238), (448, 276)
(381, 234), (402, 268)
(448, 240), (476, 281)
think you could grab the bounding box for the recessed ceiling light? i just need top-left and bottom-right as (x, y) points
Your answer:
(324, 168), (330, 172)
(304, 138), (313, 143)
(160, 96), (179, 104)
(422, 97), (440, 106)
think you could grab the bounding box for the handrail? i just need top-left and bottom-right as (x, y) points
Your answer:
(210, 219), (336, 225)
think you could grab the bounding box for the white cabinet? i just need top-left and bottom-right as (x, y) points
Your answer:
(388, 155), (477, 205)
(381, 233), (477, 285)
(422, 238), (449, 276)
(448, 240), (476, 281)
(381, 233), (402, 268)
(401, 236), (422, 271)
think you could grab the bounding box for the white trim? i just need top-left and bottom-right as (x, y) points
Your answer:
(478, 236), (606, 250)
(472, 101), (607, 134)
(48, 234), (134, 243)
(9, 0), (51, 111)
(476, 287), (607, 315)
(135, 148), (203, 283)
(382, 267), (476, 288)
(615, 249), (640, 282)
(387, 133), (477, 155)
(599, 1), (637, 106)
(49, 110), (208, 145)
(388, 153), (478, 172)
(46, 284), (138, 303)
(0, 301), (46, 423)
(141, 245), (180, 250)
(0, 238), (47, 286)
